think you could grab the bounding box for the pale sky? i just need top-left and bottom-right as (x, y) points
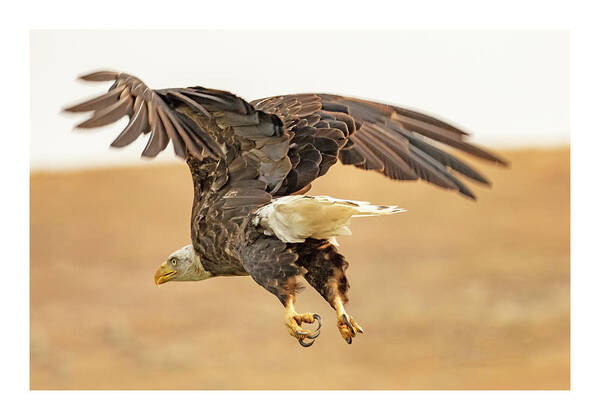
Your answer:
(31, 30), (569, 169)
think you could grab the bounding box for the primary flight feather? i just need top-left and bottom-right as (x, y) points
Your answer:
(66, 71), (507, 346)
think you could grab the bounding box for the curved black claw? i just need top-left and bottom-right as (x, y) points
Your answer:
(297, 328), (320, 340)
(342, 314), (356, 336)
(299, 337), (315, 347)
(313, 314), (322, 332)
(345, 336), (352, 345)
(295, 313), (322, 347)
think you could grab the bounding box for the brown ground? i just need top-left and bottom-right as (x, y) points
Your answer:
(30, 147), (570, 389)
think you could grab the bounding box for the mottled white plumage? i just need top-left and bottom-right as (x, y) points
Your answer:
(253, 195), (405, 243)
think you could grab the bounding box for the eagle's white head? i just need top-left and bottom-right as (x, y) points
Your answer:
(154, 244), (213, 285)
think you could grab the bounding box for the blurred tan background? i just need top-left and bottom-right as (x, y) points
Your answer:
(30, 147), (569, 389)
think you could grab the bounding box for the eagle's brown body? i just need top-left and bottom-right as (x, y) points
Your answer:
(184, 116), (344, 307)
(66, 71), (507, 346)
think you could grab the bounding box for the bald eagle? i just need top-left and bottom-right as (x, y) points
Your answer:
(66, 71), (507, 347)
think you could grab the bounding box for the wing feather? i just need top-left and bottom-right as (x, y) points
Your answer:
(361, 123), (464, 191)
(110, 96), (148, 148)
(68, 71), (507, 204)
(252, 93), (508, 199)
(64, 86), (126, 113)
(65, 71), (221, 159)
(76, 93), (133, 128)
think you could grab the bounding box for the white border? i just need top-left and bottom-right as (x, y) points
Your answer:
(4, 0), (599, 419)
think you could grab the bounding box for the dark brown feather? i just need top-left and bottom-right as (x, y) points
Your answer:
(66, 72), (225, 160)
(250, 92), (509, 198)
(64, 86), (125, 113)
(76, 94), (133, 128)
(78, 71), (120, 82)
(110, 97), (148, 148)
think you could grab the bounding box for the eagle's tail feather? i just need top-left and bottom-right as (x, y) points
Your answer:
(253, 195), (405, 243)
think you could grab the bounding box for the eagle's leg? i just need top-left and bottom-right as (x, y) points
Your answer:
(240, 236), (322, 347)
(332, 295), (364, 344)
(296, 239), (364, 344)
(283, 283), (322, 347)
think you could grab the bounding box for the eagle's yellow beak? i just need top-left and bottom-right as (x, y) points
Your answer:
(154, 262), (177, 286)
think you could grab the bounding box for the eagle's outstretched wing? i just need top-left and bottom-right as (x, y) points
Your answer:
(252, 94), (508, 199)
(66, 71), (507, 204)
(65, 71), (294, 211)
(64, 71), (226, 159)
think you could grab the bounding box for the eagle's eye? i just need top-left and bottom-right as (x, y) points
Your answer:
(170, 257), (178, 266)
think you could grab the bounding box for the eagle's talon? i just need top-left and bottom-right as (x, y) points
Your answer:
(299, 338), (315, 347)
(335, 303), (363, 344)
(307, 329), (320, 340)
(350, 317), (364, 334)
(342, 313), (356, 335)
(313, 314), (322, 331)
(285, 301), (321, 346)
(296, 328), (320, 340)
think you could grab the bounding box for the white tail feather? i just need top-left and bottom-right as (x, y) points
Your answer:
(253, 195), (405, 243)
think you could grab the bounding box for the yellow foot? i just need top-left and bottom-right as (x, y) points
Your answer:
(285, 298), (322, 347)
(334, 297), (364, 344)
